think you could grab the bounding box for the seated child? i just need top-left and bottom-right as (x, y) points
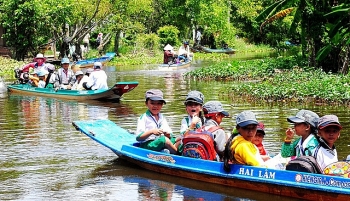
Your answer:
(135, 89), (177, 154)
(175, 90), (205, 151)
(252, 122), (270, 161)
(202, 101), (230, 160)
(37, 70), (49, 88)
(227, 111), (264, 166)
(281, 109), (319, 158)
(314, 115), (342, 170)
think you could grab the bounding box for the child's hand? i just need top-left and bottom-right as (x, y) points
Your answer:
(285, 128), (294, 140)
(190, 115), (200, 128)
(153, 128), (164, 135)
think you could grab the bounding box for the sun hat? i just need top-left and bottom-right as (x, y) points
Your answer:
(203, 101), (229, 116)
(86, 68), (94, 74)
(61, 58), (70, 64)
(164, 44), (173, 51)
(75, 70), (84, 76)
(236, 111), (258, 127)
(287, 109), (319, 128)
(257, 122), (265, 135)
(93, 62), (102, 69)
(145, 89), (166, 104)
(318, 115), (342, 130)
(34, 53), (46, 62)
(184, 90), (204, 105)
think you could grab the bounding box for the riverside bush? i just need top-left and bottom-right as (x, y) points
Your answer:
(185, 56), (350, 104)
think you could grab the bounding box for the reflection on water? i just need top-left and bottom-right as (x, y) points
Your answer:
(1, 56), (350, 200)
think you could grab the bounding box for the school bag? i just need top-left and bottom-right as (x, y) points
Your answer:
(285, 156), (323, 174)
(182, 126), (221, 161)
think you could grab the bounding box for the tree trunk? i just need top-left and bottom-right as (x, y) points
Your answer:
(114, 30), (121, 56)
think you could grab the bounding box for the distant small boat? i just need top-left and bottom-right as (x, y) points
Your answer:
(201, 47), (235, 54)
(158, 60), (192, 71)
(192, 45), (235, 54)
(7, 81), (138, 101)
(72, 52), (116, 69)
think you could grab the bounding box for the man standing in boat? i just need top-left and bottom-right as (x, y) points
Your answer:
(83, 62), (108, 90)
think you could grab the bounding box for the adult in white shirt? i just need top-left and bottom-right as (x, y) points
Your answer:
(84, 62), (108, 90)
(178, 41), (192, 62)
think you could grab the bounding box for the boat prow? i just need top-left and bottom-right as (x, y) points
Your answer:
(158, 60), (192, 71)
(73, 119), (350, 201)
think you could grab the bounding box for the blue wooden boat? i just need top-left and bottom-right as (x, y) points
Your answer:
(158, 60), (191, 71)
(72, 119), (350, 200)
(7, 81), (138, 101)
(72, 52), (116, 69)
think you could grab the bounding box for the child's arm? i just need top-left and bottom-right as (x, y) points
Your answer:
(136, 128), (164, 141)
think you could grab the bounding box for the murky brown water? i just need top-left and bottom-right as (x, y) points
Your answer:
(1, 57), (349, 200)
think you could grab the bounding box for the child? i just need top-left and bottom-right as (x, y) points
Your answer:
(227, 111), (265, 166)
(37, 70), (48, 88)
(202, 101), (229, 160)
(281, 109), (319, 158)
(136, 89), (177, 154)
(175, 90), (205, 150)
(252, 122), (270, 161)
(314, 115), (342, 170)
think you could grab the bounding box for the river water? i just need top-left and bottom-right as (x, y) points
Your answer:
(1, 56), (349, 200)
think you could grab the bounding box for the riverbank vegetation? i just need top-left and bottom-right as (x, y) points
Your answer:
(185, 56), (350, 105)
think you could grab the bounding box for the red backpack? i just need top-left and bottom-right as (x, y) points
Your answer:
(182, 126), (221, 161)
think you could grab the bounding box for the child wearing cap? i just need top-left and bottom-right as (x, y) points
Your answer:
(175, 90), (205, 152)
(71, 71), (85, 90)
(225, 111), (265, 167)
(314, 115), (342, 170)
(37, 70), (49, 88)
(281, 109), (320, 158)
(252, 122), (270, 161)
(202, 101), (230, 160)
(136, 89), (177, 154)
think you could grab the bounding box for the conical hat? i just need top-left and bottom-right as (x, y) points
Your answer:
(163, 44), (173, 51)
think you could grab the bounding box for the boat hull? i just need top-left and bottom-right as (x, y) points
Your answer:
(72, 119), (350, 200)
(7, 81), (138, 101)
(158, 61), (191, 71)
(73, 52), (116, 69)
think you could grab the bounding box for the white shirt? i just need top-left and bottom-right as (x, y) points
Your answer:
(56, 68), (75, 85)
(314, 139), (338, 170)
(136, 110), (172, 142)
(37, 80), (46, 88)
(180, 115), (202, 135)
(85, 69), (108, 90)
(178, 45), (190, 57)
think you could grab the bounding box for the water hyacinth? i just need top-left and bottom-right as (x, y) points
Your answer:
(185, 56), (350, 105)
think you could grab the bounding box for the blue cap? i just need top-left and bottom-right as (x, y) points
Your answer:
(61, 58), (70, 64)
(236, 111), (258, 127)
(145, 89), (166, 104)
(287, 109), (319, 128)
(185, 90), (204, 105)
(203, 101), (229, 116)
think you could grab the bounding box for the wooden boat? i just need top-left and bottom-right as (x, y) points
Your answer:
(72, 52), (116, 69)
(158, 60), (191, 71)
(201, 47), (236, 54)
(7, 81), (138, 101)
(72, 119), (350, 201)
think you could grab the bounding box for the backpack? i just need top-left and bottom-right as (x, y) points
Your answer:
(223, 133), (237, 172)
(182, 126), (221, 161)
(285, 156), (323, 174)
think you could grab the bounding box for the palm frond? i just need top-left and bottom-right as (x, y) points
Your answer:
(260, 8), (294, 33)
